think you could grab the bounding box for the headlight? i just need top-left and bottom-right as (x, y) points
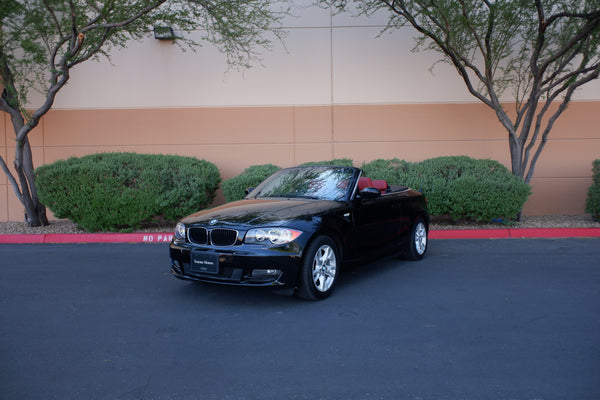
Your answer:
(174, 222), (186, 240)
(245, 228), (302, 245)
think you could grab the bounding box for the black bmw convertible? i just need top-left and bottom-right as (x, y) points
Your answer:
(169, 165), (429, 300)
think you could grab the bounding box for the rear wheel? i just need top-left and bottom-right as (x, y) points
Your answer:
(405, 218), (428, 260)
(297, 236), (339, 300)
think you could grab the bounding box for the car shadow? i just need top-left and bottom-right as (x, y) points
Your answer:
(174, 279), (302, 306)
(338, 254), (413, 287)
(169, 253), (427, 304)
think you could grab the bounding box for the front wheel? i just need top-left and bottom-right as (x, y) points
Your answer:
(297, 236), (339, 300)
(405, 218), (428, 260)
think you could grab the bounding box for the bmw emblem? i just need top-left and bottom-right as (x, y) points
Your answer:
(209, 219), (218, 225)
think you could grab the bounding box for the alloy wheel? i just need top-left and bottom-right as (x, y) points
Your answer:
(311, 244), (337, 292)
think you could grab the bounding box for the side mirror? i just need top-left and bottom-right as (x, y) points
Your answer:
(359, 187), (381, 199)
(245, 187), (255, 195)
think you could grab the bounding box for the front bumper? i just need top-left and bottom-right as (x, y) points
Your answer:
(169, 241), (303, 287)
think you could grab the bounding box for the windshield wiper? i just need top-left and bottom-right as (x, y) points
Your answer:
(269, 194), (320, 200)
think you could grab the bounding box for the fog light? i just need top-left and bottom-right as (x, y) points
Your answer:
(251, 269), (281, 277)
(172, 259), (183, 274)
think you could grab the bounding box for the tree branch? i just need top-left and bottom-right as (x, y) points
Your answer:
(530, 0), (546, 77)
(538, 8), (600, 80)
(524, 63), (600, 182)
(384, 0), (493, 107)
(42, 0), (65, 38)
(80, 1), (167, 34)
(541, 62), (600, 96)
(0, 154), (22, 201)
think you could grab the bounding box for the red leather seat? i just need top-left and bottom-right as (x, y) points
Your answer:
(372, 180), (389, 193)
(358, 177), (373, 191)
(358, 177), (389, 193)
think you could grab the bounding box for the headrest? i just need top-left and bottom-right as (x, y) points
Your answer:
(372, 180), (388, 193)
(358, 177), (373, 191)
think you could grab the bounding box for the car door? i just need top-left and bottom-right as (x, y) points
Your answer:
(347, 191), (402, 258)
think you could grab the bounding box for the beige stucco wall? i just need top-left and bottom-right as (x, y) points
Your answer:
(1, 2), (599, 221)
(2, 101), (598, 221)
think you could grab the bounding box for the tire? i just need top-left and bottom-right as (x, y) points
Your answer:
(405, 218), (428, 260)
(296, 235), (340, 300)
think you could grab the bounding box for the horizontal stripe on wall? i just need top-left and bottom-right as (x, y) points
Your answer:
(2, 102), (599, 221)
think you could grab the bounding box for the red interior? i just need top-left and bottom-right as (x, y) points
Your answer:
(358, 177), (389, 193)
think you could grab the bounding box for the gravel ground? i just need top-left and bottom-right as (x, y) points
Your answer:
(430, 214), (600, 230)
(0, 220), (173, 235)
(0, 215), (599, 235)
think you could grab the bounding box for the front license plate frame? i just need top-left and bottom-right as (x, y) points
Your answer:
(190, 251), (219, 274)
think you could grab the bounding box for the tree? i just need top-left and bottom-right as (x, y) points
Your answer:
(326, 0), (600, 183)
(0, 0), (287, 226)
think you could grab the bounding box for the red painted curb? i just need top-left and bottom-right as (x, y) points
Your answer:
(0, 228), (599, 244)
(429, 229), (511, 239)
(508, 227), (600, 238)
(0, 232), (174, 244)
(0, 234), (46, 244)
(430, 228), (600, 240)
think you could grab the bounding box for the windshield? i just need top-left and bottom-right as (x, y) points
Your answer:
(250, 166), (357, 201)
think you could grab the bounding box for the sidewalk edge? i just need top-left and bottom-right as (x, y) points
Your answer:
(0, 232), (174, 244)
(1, 228), (599, 244)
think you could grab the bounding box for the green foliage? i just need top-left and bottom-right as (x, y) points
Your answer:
(0, 0), (288, 113)
(222, 160), (356, 202)
(360, 158), (411, 184)
(585, 159), (600, 221)
(35, 152), (220, 232)
(443, 176), (532, 222)
(222, 164), (281, 202)
(300, 158), (354, 167)
(362, 156), (531, 222)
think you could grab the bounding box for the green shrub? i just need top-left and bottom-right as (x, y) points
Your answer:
(362, 156), (531, 222)
(222, 164), (281, 202)
(35, 152), (220, 232)
(585, 159), (600, 221)
(409, 156), (513, 183)
(222, 160), (355, 202)
(408, 156), (530, 220)
(361, 158), (411, 184)
(445, 176), (532, 222)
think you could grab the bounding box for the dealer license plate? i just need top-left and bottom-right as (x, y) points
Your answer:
(190, 251), (219, 274)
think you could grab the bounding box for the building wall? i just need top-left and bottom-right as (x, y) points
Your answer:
(1, 2), (599, 221)
(2, 101), (598, 221)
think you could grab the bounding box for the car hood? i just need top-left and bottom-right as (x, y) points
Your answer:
(180, 198), (344, 227)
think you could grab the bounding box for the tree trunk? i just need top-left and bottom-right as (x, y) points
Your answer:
(507, 134), (525, 222)
(508, 134), (525, 180)
(14, 138), (48, 227)
(2, 84), (50, 227)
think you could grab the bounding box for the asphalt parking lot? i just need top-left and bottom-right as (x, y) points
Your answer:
(1, 238), (599, 400)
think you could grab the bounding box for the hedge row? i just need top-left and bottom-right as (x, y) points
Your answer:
(224, 156), (531, 223)
(35, 153), (533, 231)
(361, 156), (531, 222)
(35, 152), (220, 232)
(585, 159), (600, 221)
(222, 164), (281, 202)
